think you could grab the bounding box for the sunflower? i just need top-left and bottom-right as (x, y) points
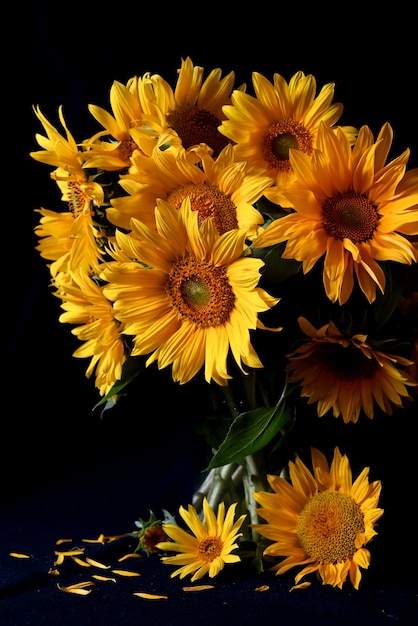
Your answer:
(54, 271), (127, 397)
(286, 316), (416, 423)
(254, 122), (418, 304)
(30, 106), (105, 273)
(102, 198), (281, 386)
(252, 447), (384, 590)
(157, 498), (247, 581)
(220, 70), (357, 204)
(143, 56), (240, 156)
(82, 75), (161, 170)
(108, 137), (272, 238)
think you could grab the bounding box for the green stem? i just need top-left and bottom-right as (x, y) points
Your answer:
(194, 372), (291, 544)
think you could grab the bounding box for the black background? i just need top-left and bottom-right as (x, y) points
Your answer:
(2, 4), (418, 622)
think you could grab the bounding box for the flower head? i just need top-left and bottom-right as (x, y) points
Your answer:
(252, 447), (384, 590)
(220, 71), (357, 203)
(254, 123), (418, 304)
(134, 510), (174, 554)
(286, 316), (416, 423)
(54, 271), (127, 397)
(30, 106), (106, 274)
(157, 498), (247, 581)
(82, 75), (160, 170)
(108, 138), (272, 238)
(102, 198), (281, 385)
(143, 56), (240, 156)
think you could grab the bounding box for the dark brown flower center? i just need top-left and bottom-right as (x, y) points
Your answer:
(118, 136), (139, 162)
(198, 536), (223, 562)
(167, 107), (230, 156)
(166, 256), (235, 327)
(318, 342), (378, 380)
(296, 491), (364, 563)
(322, 192), (379, 242)
(168, 183), (238, 234)
(263, 119), (313, 172)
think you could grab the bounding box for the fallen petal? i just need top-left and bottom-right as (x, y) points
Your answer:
(118, 553), (142, 562)
(133, 592), (168, 600)
(111, 569), (141, 577)
(9, 552), (30, 559)
(57, 581), (95, 595)
(290, 581), (311, 591)
(85, 557), (110, 569)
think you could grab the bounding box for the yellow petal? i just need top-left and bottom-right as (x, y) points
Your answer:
(57, 581), (95, 595)
(182, 585), (215, 592)
(111, 569), (141, 577)
(290, 581), (312, 591)
(133, 592), (168, 600)
(9, 552), (30, 559)
(118, 553), (142, 562)
(83, 533), (129, 544)
(48, 568), (60, 576)
(55, 548), (85, 557)
(85, 557), (111, 569)
(71, 556), (91, 567)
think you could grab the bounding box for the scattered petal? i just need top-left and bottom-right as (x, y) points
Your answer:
(290, 581), (312, 591)
(118, 553), (142, 562)
(48, 568), (60, 576)
(85, 557), (111, 569)
(83, 533), (129, 544)
(133, 592), (168, 600)
(9, 552), (30, 559)
(56, 538), (73, 545)
(92, 575), (117, 582)
(54, 554), (65, 565)
(182, 585), (215, 592)
(82, 535), (107, 544)
(111, 569), (141, 577)
(55, 548), (85, 557)
(57, 581), (95, 595)
(255, 585), (270, 592)
(71, 556), (91, 567)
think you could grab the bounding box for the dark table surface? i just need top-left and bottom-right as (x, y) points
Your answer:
(2, 440), (417, 626)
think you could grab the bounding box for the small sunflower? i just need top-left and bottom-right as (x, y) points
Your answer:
(54, 271), (127, 397)
(286, 316), (416, 423)
(82, 75), (161, 170)
(144, 56), (240, 156)
(108, 138), (272, 238)
(102, 198), (281, 386)
(252, 447), (384, 590)
(157, 498), (247, 581)
(220, 70), (357, 204)
(254, 122), (418, 304)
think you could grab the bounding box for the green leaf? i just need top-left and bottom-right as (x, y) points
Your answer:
(371, 262), (405, 330)
(254, 196), (289, 220)
(206, 404), (293, 469)
(94, 356), (146, 411)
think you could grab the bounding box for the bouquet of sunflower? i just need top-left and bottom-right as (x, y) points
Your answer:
(30, 57), (418, 590)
